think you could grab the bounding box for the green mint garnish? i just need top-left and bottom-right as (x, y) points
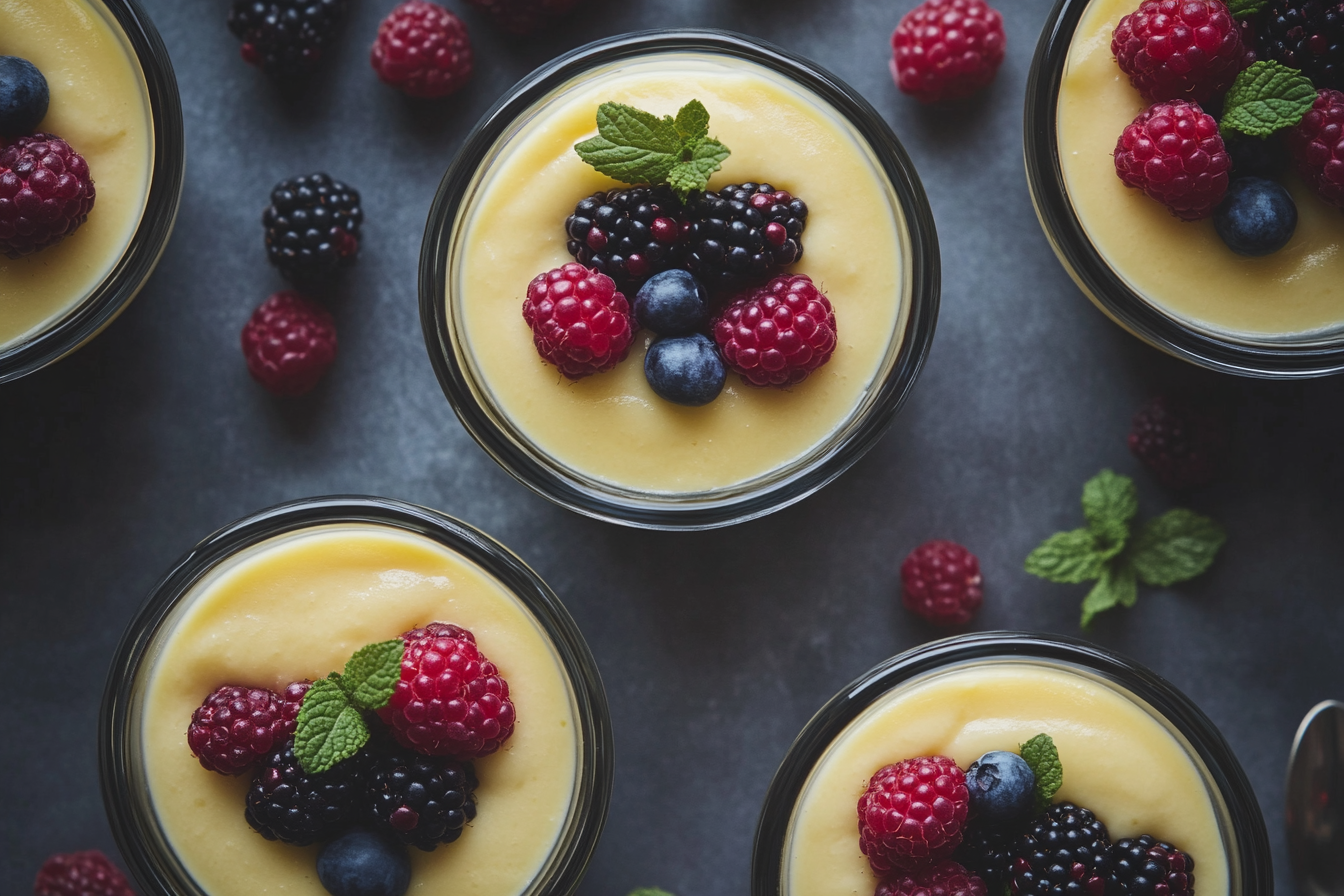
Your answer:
(292, 638), (405, 774)
(574, 99), (731, 201)
(1227, 0), (1269, 17)
(1220, 61), (1317, 138)
(341, 639), (404, 710)
(1019, 733), (1063, 812)
(1024, 469), (1225, 628)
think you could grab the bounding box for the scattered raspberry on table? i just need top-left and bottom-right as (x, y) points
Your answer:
(1128, 395), (1229, 489)
(858, 755), (970, 873)
(0, 134), (96, 258)
(890, 0), (1006, 102)
(901, 539), (983, 626)
(240, 291), (338, 397)
(522, 263), (636, 379)
(1113, 100), (1230, 220)
(34, 851), (136, 896)
(1112, 0), (1250, 104)
(371, 1), (473, 98)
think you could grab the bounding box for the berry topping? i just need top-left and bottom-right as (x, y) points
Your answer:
(876, 860), (989, 896)
(900, 540), (984, 626)
(522, 263), (636, 379)
(965, 751), (1036, 824)
(318, 829), (412, 896)
(890, 0), (1007, 102)
(187, 685), (293, 775)
(366, 742), (478, 850)
(955, 825), (1019, 895)
(227, 0), (351, 76)
(1223, 131), (1288, 176)
(462, 0), (579, 34)
(245, 739), (368, 846)
(1010, 803), (1113, 896)
(858, 755), (971, 873)
(241, 291), (338, 397)
(644, 334), (727, 406)
(1113, 100), (1230, 220)
(1127, 395), (1229, 489)
(1106, 835), (1195, 896)
(633, 269), (711, 336)
(1254, 0), (1344, 91)
(378, 622), (517, 759)
(1287, 87), (1344, 206)
(0, 56), (49, 138)
(0, 134), (96, 258)
(34, 851), (135, 896)
(682, 183), (807, 291)
(1213, 176), (1297, 255)
(712, 273), (836, 388)
(263, 172), (363, 283)
(1112, 0), (1250, 104)
(371, 1), (473, 98)
(280, 679), (312, 725)
(564, 186), (684, 289)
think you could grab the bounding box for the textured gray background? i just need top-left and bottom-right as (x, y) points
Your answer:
(2, 0), (1342, 893)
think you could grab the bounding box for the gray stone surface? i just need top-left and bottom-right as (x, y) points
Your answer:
(1, 0), (1342, 893)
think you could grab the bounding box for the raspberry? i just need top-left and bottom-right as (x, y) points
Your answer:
(858, 755), (971, 874)
(521, 263), (636, 380)
(955, 824), (1019, 894)
(1010, 803), (1113, 896)
(378, 622), (517, 760)
(890, 0), (1007, 102)
(680, 183), (808, 292)
(34, 851), (135, 896)
(187, 685), (293, 775)
(565, 185), (684, 289)
(1286, 87), (1344, 207)
(241, 291), (338, 397)
(1106, 836), (1194, 896)
(712, 273), (837, 388)
(1113, 100), (1230, 220)
(877, 861), (989, 896)
(1128, 395), (1229, 489)
(462, 0), (579, 35)
(1254, 1), (1344, 91)
(227, 0), (351, 76)
(901, 540), (984, 626)
(263, 173), (363, 283)
(0, 134), (96, 258)
(371, 1), (473, 98)
(1112, 0), (1250, 103)
(366, 741), (478, 850)
(245, 739), (368, 846)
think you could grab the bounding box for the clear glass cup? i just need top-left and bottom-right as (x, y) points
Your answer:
(420, 30), (940, 529)
(752, 632), (1272, 896)
(100, 496), (613, 896)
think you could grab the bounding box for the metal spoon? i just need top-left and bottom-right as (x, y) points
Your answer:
(1286, 700), (1344, 896)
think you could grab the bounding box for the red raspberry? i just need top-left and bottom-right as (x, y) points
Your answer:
(240, 291), (338, 396)
(712, 273), (837, 388)
(901, 540), (983, 625)
(1112, 0), (1250, 103)
(522, 263), (635, 380)
(890, 0), (1006, 102)
(371, 1), (473, 98)
(1128, 395), (1229, 489)
(463, 0), (579, 35)
(186, 685), (295, 775)
(0, 134), (96, 257)
(378, 622), (516, 759)
(1286, 88), (1344, 207)
(876, 861), (989, 896)
(858, 755), (970, 874)
(34, 851), (135, 896)
(1113, 100), (1230, 220)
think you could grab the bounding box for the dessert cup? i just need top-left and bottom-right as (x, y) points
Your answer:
(100, 496), (613, 896)
(0, 0), (184, 383)
(752, 632), (1272, 896)
(420, 30), (939, 529)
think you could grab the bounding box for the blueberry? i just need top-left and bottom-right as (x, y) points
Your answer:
(1214, 176), (1297, 257)
(965, 751), (1035, 824)
(644, 333), (726, 406)
(0, 57), (49, 138)
(316, 830), (411, 896)
(633, 269), (709, 336)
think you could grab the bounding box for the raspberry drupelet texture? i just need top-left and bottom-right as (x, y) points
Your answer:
(1107, 835), (1195, 896)
(712, 273), (837, 387)
(366, 741), (478, 850)
(462, 0), (580, 35)
(241, 291), (338, 396)
(681, 183), (808, 291)
(187, 685), (294, 775)
(263, 173), (363, 282)
(244, 739), (368, 846)
(564, 186), (683, 289)
(34, 851), (136, 896)
(890, 0), (1007, 102)
(1113, 100), (1230, 220)
(876, 860), (990, 896)
(522, 263), (636, 379)
(227, 0), (351, 75)
(378, 622), (517, 760)
(1112, 0), (1250, 103)
(1287, 87), (1344, 206)
(1254, 0), (1344, 91)
(0, 134), (95, 258)
(371, 1), (473, 98)
(858, 755), (971, 874)
(1010, 803), (1113, 896)
(1128, 395), (1229, 489)
(901, 540), (984, 626)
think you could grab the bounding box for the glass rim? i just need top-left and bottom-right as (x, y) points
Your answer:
(1025, 0), (1344, 378)
(418, 29), (941, 530)
(750, 631), (1273, 896)
(0, 0), (185, 384)
(98, 495), (614, 896)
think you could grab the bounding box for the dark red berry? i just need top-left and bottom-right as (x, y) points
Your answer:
(0, 134), (95, 258)
(1254, 1), (1344, 91)
(241, 291), (338, 397)
(858, 755), (971, 873)
(877, 860), (989, 896)
(713, 273), (836, 387)
(901, 540), (983, 625)
(34, 851), (135, 896)
(1286, 87), (1344, 207)
(1112, 0), (1251, 103)
(521, 263), (635, 379)
(565, 185), (683, 289)
(187, 685), (293, 775)
(1128, 395), (1229, 489)
(681, 183), (807, 291)
(371, 1), (473, 98)
(1107, 835), (1195, 896)
(891, 0), (1007, 102)
(1113, 100), (1230, 220)
(1011, 804), (1113, 896)
(227, 0), (351, 76)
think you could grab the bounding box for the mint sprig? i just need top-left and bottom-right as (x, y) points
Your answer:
(574, 99), (731, 201)
(292, 638), (404, 774)
(1024, 470), (1225, 628)
(1019, 733), (1063, 812)
(1220, 61), (1317, 138)
(1227, 0), (1269, 17)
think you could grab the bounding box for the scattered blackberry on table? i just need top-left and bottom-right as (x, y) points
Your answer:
(1286, 87), (1344, 207)
(1214, 176), (1298, 256)
(318, 830), (412, 896)
(1010, 803), (1113, 896)
(0, 56), (49, 137)
(228, 0), (351, 76)
(955, 823), (1019, 894)
(1254, 0), (1344, 91)
(858, 755), (970, 873)
(900, 540), (984, 626)
(681, 183), (807, 292)
(712, 273), (836, 387)
(564, 186), (683, 289)
(371, 1), (473, 98)
(366, 742), (478, 850)
(0, 134), (96, 258)
(1128, 395), (1230, 489)
(1111, 0), (1250, 103)
(965, 751), (1035, 824)
(34, 851), (135, 896)
(1106, 835), (1194, 896)
(890, 0), (1006, 102)
(263, 172), (363, 283)
(644, 333), (727, 406)
(187, 685), (292, 775)
(1113, 100), (1230, 220)
(462, 0), (580, 35)
(877, 860), (989, 896)
(245, 738), (368, 846)
(241, 291), (338, 397)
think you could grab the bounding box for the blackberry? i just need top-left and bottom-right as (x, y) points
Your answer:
(564, 186), (682, 289)
(1254, 1), (1344, 90)
(1128, 396), (1230, 490)
(1010, 803), (1113, 896)
(682, 183), (807, 292)
(228, 0), (351, 76)
(1106, 836), (1194, 896)
(244, 739), (367, 846)
(366, 743), (478, 851)
(955, 823), (1018, 893)
(263, 173), (363, 283)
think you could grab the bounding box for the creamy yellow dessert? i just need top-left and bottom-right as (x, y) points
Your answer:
(784, 661), (1232, 896)
(0, 0), (153, 350)
(452, 52), (909, 494)
(141, 524), (580, 896)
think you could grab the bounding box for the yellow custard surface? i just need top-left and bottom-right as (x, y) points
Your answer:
(141, 525), (579, 896)
(1058, 0), (1344, 341)
(0, 0), (153, 350)
(455, 54), (908, 494)
(785, 662), (1231, 896)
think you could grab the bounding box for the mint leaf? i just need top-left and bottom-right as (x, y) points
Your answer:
(574, 102), (681, 185)
(667, 138), (731, 201)
(1025, 529), (1108, 583)
(1081, 468), (1137, 530)
(1080, 560), (1138, 628)
(1221, 61), (1317, 138)
(342, 639), (404, 710)
(1130, 509), (1226, 586)
(1228, 0), (1268, 16)
(673, 99), (709, 143)
(293, 676), (369, 775)
(1019, 733), (1063, 812)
